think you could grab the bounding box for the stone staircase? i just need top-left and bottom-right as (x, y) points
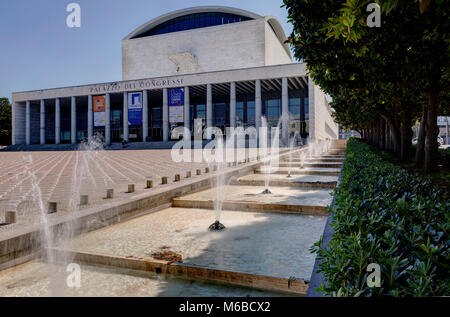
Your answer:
(172, 146), (346, 216)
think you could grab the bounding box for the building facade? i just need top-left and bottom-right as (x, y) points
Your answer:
(11, 6), (338, 146)
(437, 116), (449, 145)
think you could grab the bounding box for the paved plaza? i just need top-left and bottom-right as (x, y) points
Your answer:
(0, 149), (211, 227)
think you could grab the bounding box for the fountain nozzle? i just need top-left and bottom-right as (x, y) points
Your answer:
(261, 189), (272, 195)
(209, 221), (226, 231)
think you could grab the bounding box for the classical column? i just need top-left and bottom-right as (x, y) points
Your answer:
(184, 87), (190, 135)
(123, 92), (129, 142)
(25, 101), (30, 145)
(308, 77), (315, 141)
(87, 95), (93, 142)
(230, 82), (236, 129)
(105, 93), (111, 145)
(11, 103), (16, 145)
(71, 96), (76, 144)
(163, 88), (168, 142)
(255, 80), (262, 131)
(143, 90), (148, 142)
(55, 98), (61, 144)
(206, 84), (212, 139)
(281, 77), (289, 144)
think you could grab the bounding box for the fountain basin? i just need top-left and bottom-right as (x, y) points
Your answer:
(173, 185), (332, 215)
(0, 260), (286, 297)
(232, 174), (338, 189)
(56, 207), (327, 280)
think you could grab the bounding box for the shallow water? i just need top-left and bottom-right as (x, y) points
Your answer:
(62, 208), (327, 280)
(178, 185), (333, 207)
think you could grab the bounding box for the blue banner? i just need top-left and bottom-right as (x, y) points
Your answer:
(169, 88), (184, 106)
(128, 92), (143, 126)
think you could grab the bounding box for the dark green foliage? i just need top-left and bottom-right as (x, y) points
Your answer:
(0, 98), (12, 146)
(312, 139), (449, 296)
(283, 0), (449, 171)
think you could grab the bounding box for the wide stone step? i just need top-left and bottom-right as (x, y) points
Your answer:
(310, 155), (345, 159)
(231, 174), (338, 189)
(315, 152), (345, 155)
(278, 162), (343, 168)
(173, 185), (332, 215)
(255, 167), (340, 176)
(282, 158), (344, 163)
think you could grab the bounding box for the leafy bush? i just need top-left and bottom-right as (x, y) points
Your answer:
(312, 138), (449, 296)
(0, 98), (12, 146)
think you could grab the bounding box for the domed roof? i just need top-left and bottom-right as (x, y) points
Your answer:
(124, 6), (262, 40)
(123, 6), (291, 59)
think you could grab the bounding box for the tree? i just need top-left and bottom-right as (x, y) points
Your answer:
(0, 98), (12, 146)
(283, 0), (449, 172)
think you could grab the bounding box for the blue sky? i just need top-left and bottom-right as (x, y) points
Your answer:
(0, 0), (294, 100)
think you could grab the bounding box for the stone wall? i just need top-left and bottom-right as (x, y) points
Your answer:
(264, 22), (292, 66)
(122, 19), (267, 80)
(309, 80), (339, 141)
(13, 103), (26, 145)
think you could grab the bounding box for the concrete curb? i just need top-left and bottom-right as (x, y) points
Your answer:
(172, 199), (328, 215)
(231, 178), (337, 189)
(48, 247), (308, 296)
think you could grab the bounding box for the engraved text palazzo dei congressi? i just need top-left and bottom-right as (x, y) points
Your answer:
(89, 78), (185, 94)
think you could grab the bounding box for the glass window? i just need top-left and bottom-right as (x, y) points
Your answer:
(213, 102), (227, 126)
(304, 97), (309, 121)
(111, 110), (121, 129)
(247, 101), (255, 125)
(289, 97), (301, 120)
(265, 98), (281, 126)
(190, 105), (194, 123)
(151, 107), (162, 128)
(196, 104), (206, 119)
(236, 101), (244, 126)
(133, 12), (253, 38)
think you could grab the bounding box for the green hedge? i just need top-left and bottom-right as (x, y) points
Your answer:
(312, 138), (449, 296)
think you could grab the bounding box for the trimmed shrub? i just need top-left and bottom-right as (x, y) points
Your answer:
(312, 138), (449, 296)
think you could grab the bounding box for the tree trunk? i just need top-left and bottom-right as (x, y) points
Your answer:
(379, 120), (383, 149)
(400, 110), (413, 162)
(385, 122), (391, 152)
(375, 123), (379, 148)
(382, 114), (401, 157)
(415, 107), (427, 168)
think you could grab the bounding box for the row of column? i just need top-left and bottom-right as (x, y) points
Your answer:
(22, 78), (290, 145)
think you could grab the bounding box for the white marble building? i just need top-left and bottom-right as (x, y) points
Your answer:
(11, 6), (338, 146)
